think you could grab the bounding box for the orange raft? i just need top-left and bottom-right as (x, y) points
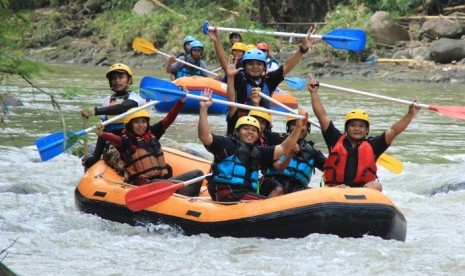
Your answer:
(75, 147), (407, 241)
(153, 76), (298, 114)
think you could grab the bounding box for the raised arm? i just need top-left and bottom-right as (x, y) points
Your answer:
(274, 144), (299, 172)
(273, 111), (307, 159)
(282, 26), (319, 76)
(198, 89), (214, 146)
(226, 58), (243, 117)
(308, 75), (330, 132)
(384, 99), (421, 145)
(207, 26), (228, 72)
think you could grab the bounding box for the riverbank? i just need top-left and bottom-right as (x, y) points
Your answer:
(24, 39), (465, 85)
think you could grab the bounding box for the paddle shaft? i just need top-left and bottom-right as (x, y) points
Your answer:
(126, 173), (212, 211)
(38, 100), (159, 154)
(185, 92), (304, 119)
(156, 47), (220, 78)
(206, 25), (322, 39)
(81, 100), (159, 135)
(259, 92), (321, 128)
(319, 83), (429, 109)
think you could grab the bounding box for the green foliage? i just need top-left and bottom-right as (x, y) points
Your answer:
(361, 0), (424, 16)
(102, 0), (138, 10)
(0, 2), (44, 77)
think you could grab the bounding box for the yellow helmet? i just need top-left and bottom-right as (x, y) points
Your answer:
(124, 108), (150, 126)
(248, 110), (272, 125)
(286, 109), (311, 122)
(245, 44), (257, 51)
(106, 63), (133, 84)
(235, 116), (260, 132)
(286, 110), (311, 133)
(231, 42), (247, 52)
(345, 109), (370, 126)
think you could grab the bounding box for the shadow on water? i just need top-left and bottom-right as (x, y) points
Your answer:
(423, 178), (465, 196)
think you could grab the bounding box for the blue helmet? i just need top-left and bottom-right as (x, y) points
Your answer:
(242, 49), (267, 67)
(189, 40), (204, 50)
(183, 35), (196, 45)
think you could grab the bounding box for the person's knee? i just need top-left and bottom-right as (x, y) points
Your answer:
(364, 181), (383, 192)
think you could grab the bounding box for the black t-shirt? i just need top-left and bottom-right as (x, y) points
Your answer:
(233, 66), (284, 105)
(205, 134), (276, 169)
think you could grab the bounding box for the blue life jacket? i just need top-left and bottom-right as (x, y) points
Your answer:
(246, 82), (271, 108)
(266, 142), (315, 186)
(175, 55), (203, 79)
(213, 139), (260, 191)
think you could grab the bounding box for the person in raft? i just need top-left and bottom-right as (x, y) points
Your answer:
(259, 113), (327, 197)
(207, 25), (319, 135)
(307, 75), (421, 192)
(248, 110), (284, 147)
(81, 63), (146, 169)
(94, 102), (203, 197)
(198, 88), (307, 202)
(166, 40), (209, 80)
(166, 35), (197, 80)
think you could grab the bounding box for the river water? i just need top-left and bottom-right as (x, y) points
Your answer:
(1, 64), (464, 275)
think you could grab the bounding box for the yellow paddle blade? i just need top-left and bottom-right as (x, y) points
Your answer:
(132, 37), (157, 55)
(378, 153), (403, 174)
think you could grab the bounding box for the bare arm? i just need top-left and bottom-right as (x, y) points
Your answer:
(273, 111), (307, 159)
(207, 26), (228, 71)
(274, 144), (299, 172)
(308, 75), (330, 132)
(226, 58), (243, 117)
(198, 89), (214, 146)
(282, 26), (319, 76)
(384, 99), (421, 145)
(166, 56), (175, 73)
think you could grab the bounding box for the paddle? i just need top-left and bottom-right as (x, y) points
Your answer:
(202, 21), (366, 52)
(319, 83), (465, 121)
(35, 100), (158, 162)
(132, 37), (220, 78)
(125, 173), (212, 211)
(283, 76), (465, 121)
(140, 76), (305, 120)
(258, 92), (403, 174)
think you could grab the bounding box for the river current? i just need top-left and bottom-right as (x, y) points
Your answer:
(1, 64), (464, 275)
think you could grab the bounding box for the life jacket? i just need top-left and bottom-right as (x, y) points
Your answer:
(101, 93), (131, 132)
(245, 81), (271, 108)
(120, 131), (169, 183)
(212, 139), (260, 191)
(324, 135), (377, 186)
(175, 55), (203, 79)
(266, 141), (315, 186)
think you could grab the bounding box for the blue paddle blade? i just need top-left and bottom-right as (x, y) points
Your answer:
(323, 28), (366, 52)
(285, 77), (306, 90)
(140, 76), (186, 102)
(35, 131), (78, 161)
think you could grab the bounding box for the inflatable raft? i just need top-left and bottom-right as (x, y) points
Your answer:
(153, 76), (298, 114)
(75, 147), (407, 241)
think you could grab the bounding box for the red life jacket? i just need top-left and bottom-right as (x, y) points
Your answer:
(324, 135), (377, 187)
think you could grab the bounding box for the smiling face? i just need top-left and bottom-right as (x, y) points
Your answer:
(244, 60), (265, 78)
(346, 119), (368, 141)
(236, 125), (259, 145)
(130, 117), (149, 136)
